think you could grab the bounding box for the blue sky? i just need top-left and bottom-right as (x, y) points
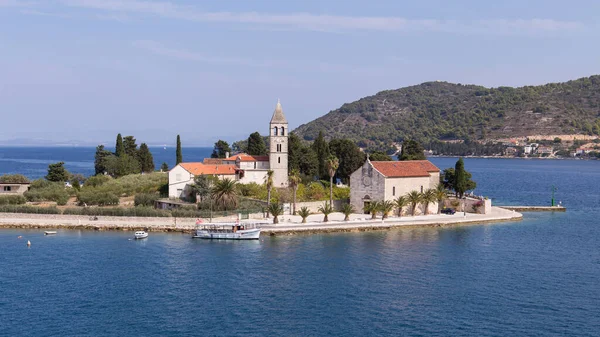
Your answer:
(1, 0), (599, 146)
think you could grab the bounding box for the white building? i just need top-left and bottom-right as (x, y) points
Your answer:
(349, 158), (441, 214)
(168, 100), (289, 198)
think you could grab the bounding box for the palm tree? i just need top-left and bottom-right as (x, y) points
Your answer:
(394, 196), (408, 217)
(380, 200), (395, 219)
(298, 207), (310, 223)
(406, 190), (422, 216)
(288, 169), (301, 215)
(421, 189), (437, 215)
(211, 178), (238, 210)
(268, 203), (283, 224)
(364, 201), (378, 220)
(341, 203), (355, 221)
(318, 202), (334, 222)
(326, 155), (339, 206)
(434, 185), (447, 214)
(264, 170), (274, 216)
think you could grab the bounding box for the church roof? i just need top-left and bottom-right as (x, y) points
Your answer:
(270, 99), (287, 124)
(371, 160), (440, 178)
(224, 153), (269, 162)
(180, 163), (237, 176)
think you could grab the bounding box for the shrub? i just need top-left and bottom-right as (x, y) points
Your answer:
(77, 190), (120, 206)
(85, 175), (112, 187)
(333, 186), (350, 200)
(0, 174), (30, 184)
(237, 182), (262, 197)
(134, 193), (159, 207)
(0, 195), (27, 205)
(0, 205), (61, 214)
(62, 206), (170, 217)
(24, 181), (70, 205)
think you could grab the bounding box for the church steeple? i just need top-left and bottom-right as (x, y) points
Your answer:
(269, 99), (289, 187)
(270, 99), (287, 124)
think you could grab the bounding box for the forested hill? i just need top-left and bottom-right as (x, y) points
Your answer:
(293, 75), (600, 151)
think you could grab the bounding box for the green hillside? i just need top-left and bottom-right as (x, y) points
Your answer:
(293, 75), (600, 151)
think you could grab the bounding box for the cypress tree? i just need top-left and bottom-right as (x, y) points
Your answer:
(115, 134), (124, 157)
(176, 135), (183, 165)
(138, 143), (155, 173)
(247, 132), (267, 155)
(160, 162), (169, 172)
(312, 131), (330, 179)
(454, 157), (467, 198)
(94, 145), (113, 175)
(123, 136), (138, 157)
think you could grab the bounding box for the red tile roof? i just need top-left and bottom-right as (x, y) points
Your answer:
(371, 160), (440, 178)
(180, 163), (237, 176)
(203, 158), (223, 165)
(224, 153), (269, 162)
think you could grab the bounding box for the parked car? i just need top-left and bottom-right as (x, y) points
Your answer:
(441, 208), (456, 215)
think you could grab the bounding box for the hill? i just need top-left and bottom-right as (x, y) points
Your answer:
(293, 75), (600, 151)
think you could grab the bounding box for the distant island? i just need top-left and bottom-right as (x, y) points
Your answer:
(293, 75), (600, 157)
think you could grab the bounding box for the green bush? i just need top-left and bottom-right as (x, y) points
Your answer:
(0, 205), (61, 214)
(24, 181), (69, 205)
(0, 195), (27, 205)
(134, 193), (159, 207)
(77, 190), (119, 206)
(85, 175), (112, 187)
(0, 174), (30, 183)
(62, 206), (170, 217)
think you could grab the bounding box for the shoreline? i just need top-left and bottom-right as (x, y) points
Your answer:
(0, 207), (524, 235)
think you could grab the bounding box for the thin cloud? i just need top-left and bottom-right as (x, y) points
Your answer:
(60, 0), (585, 35)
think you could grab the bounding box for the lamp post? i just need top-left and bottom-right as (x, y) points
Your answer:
(551, 185), (557, 207)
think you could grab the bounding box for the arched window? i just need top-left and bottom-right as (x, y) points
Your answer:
(273, 127), (278, 136)
(281, 127), (285, 136)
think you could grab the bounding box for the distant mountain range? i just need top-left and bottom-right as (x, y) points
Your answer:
(293, 75), (600, 151)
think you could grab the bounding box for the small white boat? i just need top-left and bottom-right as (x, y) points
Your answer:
(44, 231), (57, 235)
(193, 223), (261, 240)
(134, 231), (148, 239)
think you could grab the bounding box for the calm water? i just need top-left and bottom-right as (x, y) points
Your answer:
(1, 153), (600, 336)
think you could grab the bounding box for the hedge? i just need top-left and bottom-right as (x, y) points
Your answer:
(62, 206), (170, 217)
(77, 191), (120, 206)
(0, 205), (61, 214)
(0, 195), (27, 205)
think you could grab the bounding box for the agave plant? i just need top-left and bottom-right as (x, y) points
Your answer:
(268, 203), (284, 224)
(318, 202), (334, 222)
(341, 203), (355, 221)
(297, 207), (310, 224)
(380, 200), (395, 219)
(421, 189), (438, 215)
(406, 190), (423, 216)
(394, 196), (408, 217)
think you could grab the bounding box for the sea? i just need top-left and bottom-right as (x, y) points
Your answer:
(1, 147), (599, 336)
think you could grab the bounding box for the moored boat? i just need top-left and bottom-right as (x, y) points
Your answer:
(44, 231), (57, 235)
(193, 223), (261, 240)
(134, 231), (148, 239)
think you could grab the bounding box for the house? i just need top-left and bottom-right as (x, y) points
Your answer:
(536, 146), (553, 155)
(168, 100), (290, 199)
(505, 147), (518, 156)
(0, 182), (30, 195)
(349, 159), (440, 214)
(523, 144), (537, 155)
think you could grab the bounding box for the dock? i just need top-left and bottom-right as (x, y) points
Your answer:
(499, 206), (566, 212)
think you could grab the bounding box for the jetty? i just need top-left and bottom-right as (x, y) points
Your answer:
(499, 206), (566, 212)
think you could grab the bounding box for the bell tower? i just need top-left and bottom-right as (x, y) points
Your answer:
(269, 99), (289, 187)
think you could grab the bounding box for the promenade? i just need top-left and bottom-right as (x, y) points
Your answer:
(0, 206), (522, 235)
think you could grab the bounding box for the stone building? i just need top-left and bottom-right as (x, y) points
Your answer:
(168, 100), (289, 198)
(349, 158), (441, 214)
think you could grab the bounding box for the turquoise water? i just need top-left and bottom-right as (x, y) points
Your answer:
(1, 157), (600, 335)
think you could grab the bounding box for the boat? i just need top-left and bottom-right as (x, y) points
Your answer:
(134, 231), (148, 239)
(192, 222), (261, 240)
(44, 231), (57, 235)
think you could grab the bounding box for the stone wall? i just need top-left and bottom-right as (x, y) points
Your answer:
(444, 197), (492, 214)
(282, 200), (346, 214)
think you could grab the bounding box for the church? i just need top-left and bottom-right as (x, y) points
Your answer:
(168, 100), (289, 199)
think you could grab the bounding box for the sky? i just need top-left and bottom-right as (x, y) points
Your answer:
(1, 0), (599, 146)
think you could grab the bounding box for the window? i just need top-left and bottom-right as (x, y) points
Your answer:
(281, 127), (285, 136)
(176, 173), (182, 181)
(273, 127), (278, 136)
(393, 186), (395, 196)
(254, 162), (256, 169)
(278, 157), (281, 164)
(3, 186), (11, 192)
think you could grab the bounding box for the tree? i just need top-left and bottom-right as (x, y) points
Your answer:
(264, 170), (274, 216)
(394, 196), (408, 217)
(318, 202), (334, 222)
(329, 138), (366, 182)
(380, 200), (395, 219)
(364, 201), (378, 219)
(441, 168), (456, 191)
(454, 158), (467, 198)
(298, 207), (310, 223)
(268, 203), (283, 224)
(341, 203), (354, 221)
(211, 140), (231, 158)
(312, 131), (330, 179)
(369, 151), (392, 161)
(123, 136), (138, 157)
(289, 132), (318, 177)
(211, 178), (238, 210)
(326, 155), (339, 206)
(94, 145), (113, 175)
(435, 185), (447, 213)
(192, 175), (215, 203)
(138, 143), (155, 173)
(115, 134), (124, 157)
(176, 135), (183, 165)
(247, 132), (267, 156)
(421, 189), (437, 215)
(406, 191), (422, 216)
(160, 162), (169, 172)
(0, 174), (30, 184)
(398, 139), (426, 161)
(45, 162), (69, 182)
(105, 154), (140, 178)
(288, 169), (301, 215)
